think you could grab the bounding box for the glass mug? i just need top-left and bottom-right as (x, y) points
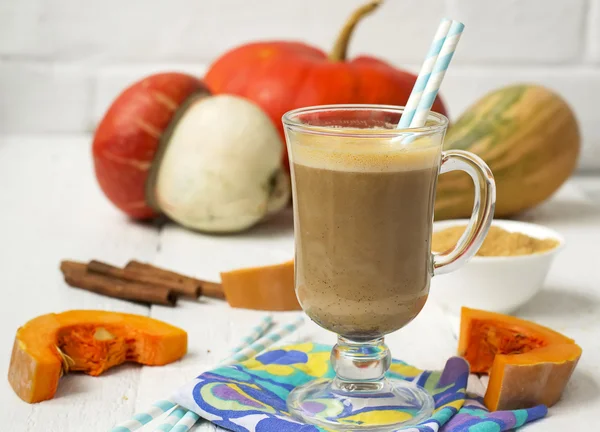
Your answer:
(282, 105), (495, 431)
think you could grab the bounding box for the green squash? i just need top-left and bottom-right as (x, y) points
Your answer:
(435, 84), (580, 219)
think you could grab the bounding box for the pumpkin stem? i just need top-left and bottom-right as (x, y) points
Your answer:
(329, 0), (383, 62)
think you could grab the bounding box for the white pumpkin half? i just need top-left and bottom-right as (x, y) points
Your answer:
(146, 95), (290, 233)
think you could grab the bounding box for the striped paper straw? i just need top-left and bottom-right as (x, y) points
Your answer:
(397, 18), (452, 128)
(110, 400), (176, 432)
(170, 411), (201, 432)
(221, 315), (305, 366)
(409, 20), (465, 128)
(152, 406), (187, 432)
(229, 315), (273, 354)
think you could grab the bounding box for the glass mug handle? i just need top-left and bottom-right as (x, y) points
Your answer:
(433, 150), (496, 276)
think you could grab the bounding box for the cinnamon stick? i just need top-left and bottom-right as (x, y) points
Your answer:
(125, 260), (225, 300)
(60, 261), (176, 306)
(88, 260), (200, 299)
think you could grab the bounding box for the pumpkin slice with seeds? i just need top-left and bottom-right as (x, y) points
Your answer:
(8, 310), (187, 403)
(458, 307), (581, 411)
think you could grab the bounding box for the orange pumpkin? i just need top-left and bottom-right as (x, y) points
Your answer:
(8, 310), (187, 403)
(205, 0), (448, 169)
(459, 307), (582, 411)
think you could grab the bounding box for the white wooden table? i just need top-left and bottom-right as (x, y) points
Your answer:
(1, 136), (599, 431)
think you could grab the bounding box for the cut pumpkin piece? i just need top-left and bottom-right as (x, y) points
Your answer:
(220, 260), (299, 311)
(8, 310), (187, 403)
(458, 307), (581, 411)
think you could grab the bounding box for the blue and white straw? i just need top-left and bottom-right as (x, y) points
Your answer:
(152, 405), (188, 432)
(397, 18), (452, 129)
(409, 20), (465, 128)
(170, 411), (200, 432)
(110, 400), (176, 432)
(229, 315), (273, 354)
(222, 315), (305, 365)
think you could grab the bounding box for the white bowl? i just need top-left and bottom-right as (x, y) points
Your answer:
(429, 219), (565, 315)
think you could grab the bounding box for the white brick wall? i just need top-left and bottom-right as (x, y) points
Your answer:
(0, 0), (599, 171)
(0, 63), (92, 133)
(590, 0), (600, 63)
(447, 0), (587, 63)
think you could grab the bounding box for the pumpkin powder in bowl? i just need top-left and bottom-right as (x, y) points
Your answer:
(433, 225), (559, 257)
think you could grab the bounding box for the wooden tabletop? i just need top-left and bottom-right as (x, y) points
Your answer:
(1, 136), (598, 431)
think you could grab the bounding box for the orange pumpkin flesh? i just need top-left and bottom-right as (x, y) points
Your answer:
(204, 0), (448, 170)
(8, 310), (187, 403)
(459, 307), (581, 411)
(220, 260), (299, 311)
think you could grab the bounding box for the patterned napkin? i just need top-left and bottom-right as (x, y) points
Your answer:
(172, 343), (547, 431)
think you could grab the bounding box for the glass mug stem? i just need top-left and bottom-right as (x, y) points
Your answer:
(332, 336), (391, 387)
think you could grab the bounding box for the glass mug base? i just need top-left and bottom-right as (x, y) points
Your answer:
(287, 377), (434, 431)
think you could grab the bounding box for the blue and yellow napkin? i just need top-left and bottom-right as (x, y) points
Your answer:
(172, 343), (547, 431)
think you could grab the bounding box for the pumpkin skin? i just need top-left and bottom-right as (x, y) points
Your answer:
(435, 84), (580, 220)
(93, 74), (290, 232)
(204, 1), (448, 169)
(93, 72), (210, 219)
(8, 310), (187, 403)
(458, 307), (581, 411)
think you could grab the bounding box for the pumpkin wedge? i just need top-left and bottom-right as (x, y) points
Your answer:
(8, 310), (187, 403)
(458, 307), (581, 411)
(221, 260), (299, 311)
